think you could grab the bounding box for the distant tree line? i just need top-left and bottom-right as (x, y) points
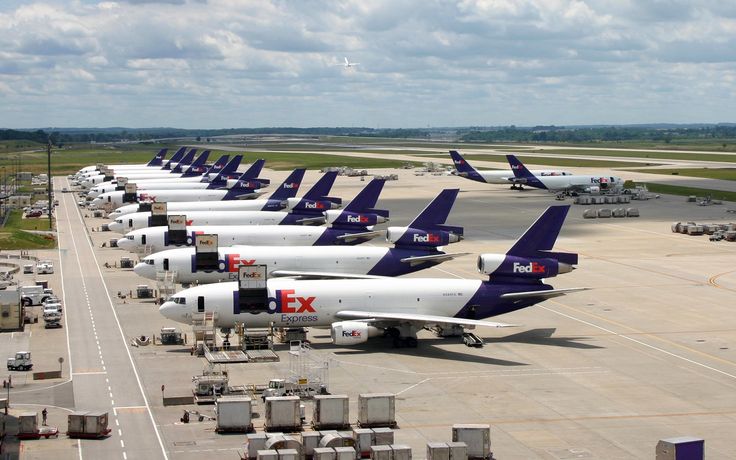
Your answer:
(458, 125), (736, 143)
(3, 125), (736, 145)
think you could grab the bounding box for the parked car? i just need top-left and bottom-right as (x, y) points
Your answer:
(25, 210), (42, 218)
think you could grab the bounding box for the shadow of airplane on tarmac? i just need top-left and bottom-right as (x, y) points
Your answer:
(483, 328), (603, 350)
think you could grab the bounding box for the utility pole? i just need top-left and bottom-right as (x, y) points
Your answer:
(47, 139), (52, 229)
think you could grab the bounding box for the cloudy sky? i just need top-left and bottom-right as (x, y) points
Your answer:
(1, 0), (735, 128)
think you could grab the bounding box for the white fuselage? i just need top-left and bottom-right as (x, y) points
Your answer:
(91, 188), (262, 210)
(472, 169), (571, 184)
(89, 176), (209, 197)
(159, 278), (483, 328)
(117, 225), (339, 254)
(135, 245), (395, 283)
(81, 170), (193, 188)
(108, 199), (279, 219)
(109, 210), (291, 233)
(532, 175), (624, 192)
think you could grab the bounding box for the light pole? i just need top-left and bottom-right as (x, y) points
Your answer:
(47, 140), (52, 229)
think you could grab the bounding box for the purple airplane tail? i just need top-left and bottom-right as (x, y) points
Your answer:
(146, 148), (168, 166)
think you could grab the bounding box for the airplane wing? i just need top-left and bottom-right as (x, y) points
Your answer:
(295, 216), (327, 225)
(400, 252), (470, 266)
(234, 191), (268, 200)
(335, 310), (517, 328)
(500, 287), (589, 301)
(335, 230), (385, 242)
(270, 270), (386, 280)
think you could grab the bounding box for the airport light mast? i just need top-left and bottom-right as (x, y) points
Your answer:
(47, 138), (52, 230)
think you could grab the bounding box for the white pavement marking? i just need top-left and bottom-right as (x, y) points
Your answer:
(71, 194), (170, 460)
(72, 372), (107, 376)
(541, 305), (736, 381)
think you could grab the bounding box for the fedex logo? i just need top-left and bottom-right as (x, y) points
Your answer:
(342, 330), (361, 337)
(304, 202), (325, 209)
(512, 262), (546, 274)
(214, 164), (223, 170)
(223, 254), (256, 272)
(511, 165), (522, 170)
(346, 214), (369, 224)
(413, 233), (440, 243)
(139, 193), (157, 202)
(269, 289), (316, 313)
(453, 159), (464, 165)
(282, 182), (300, 189)
(591, 177), (609, 184)
(237, 180), (257, 189)
(193, 167), (205, 172)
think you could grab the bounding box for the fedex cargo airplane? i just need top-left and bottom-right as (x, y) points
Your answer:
(74, 147), (177, 177)
(507, 155), (623, 193)
(89, 159), (268, 210)
(116, 178), (389, 254)
(107, 171), (341, 233)
(106, 169), (310, 219)
(134, 188), (464, 283)
(159, 205), (583, 348)
(80, 149), (217, 188)
(450, 150), (570, 186)
(87, 155), (244, 198)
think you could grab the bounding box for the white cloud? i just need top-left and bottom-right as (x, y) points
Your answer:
(0, 0), (734, 128)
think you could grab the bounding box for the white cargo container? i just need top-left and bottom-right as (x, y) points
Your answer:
(19, 412), (38, 435)
(391, 444), (411, 460)
(370, 445), (393, 460)
(426, 442), (450, 460)
(358, 394), (396, 428)
(313, 395), (350, 430)
(216, 396), (253, 432)
(302, 431), (322, 458)
(452, 425), (490, 459)
(265, 434), (304, 458)
(353, 428), (373, 458)
(278, 448), (300, 460)
(446, 441), (468, 460)
(266, 396), (302, 432)
(335, 446), (357, 460)
(313, 447), (337, 460)
(247, 433), (269, 458)
(372, 428), (394, 446)
(258, 449), (279, 460)
(320, 432), (355, 448)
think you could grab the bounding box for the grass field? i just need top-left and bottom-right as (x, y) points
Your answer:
(634, 182), (736, 203)
(5, 210), (52, 231)
(425, 153), (647, 168)
(0, 210), (55, 249)
(4, 145), (426, 175)
(624, 168), (736, 182)
(508, 148), (736, 163)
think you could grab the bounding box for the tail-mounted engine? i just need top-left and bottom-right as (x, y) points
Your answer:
(386, 226), (463, 248)
(477, 253), (574, 281)
(325, 210), (388, 228)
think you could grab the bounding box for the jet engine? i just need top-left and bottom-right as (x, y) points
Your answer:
(331, 322), (381, 345)
(585, 186), (600, 194)
(386, 227), (462, 248)
(477, 253), (574, 279)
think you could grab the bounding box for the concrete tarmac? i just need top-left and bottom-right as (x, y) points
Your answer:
(11, 169), (736, 459)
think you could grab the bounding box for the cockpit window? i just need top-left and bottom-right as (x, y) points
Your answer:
(144, 259), (154, 265)
(169, 297), (186, 305)
(127, 235), (134, 240)
(116, 219), (122, 223)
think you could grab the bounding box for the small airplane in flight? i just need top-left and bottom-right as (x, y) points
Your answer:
(158, 205), (583, 348)
(342, 57), (359, 68)
(449, 150), (571, 188)
(506, 155), (624, 194)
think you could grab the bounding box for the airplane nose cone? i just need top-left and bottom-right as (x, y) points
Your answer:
(88, 190), (100, 198)
(159, 301), (186, 324)
(116, 237), (134, 251)
(133, 262), (156, 280)
(108, 221), (123, 233)
(89, 198), (102, 209)
(108, 210), (121, 219)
